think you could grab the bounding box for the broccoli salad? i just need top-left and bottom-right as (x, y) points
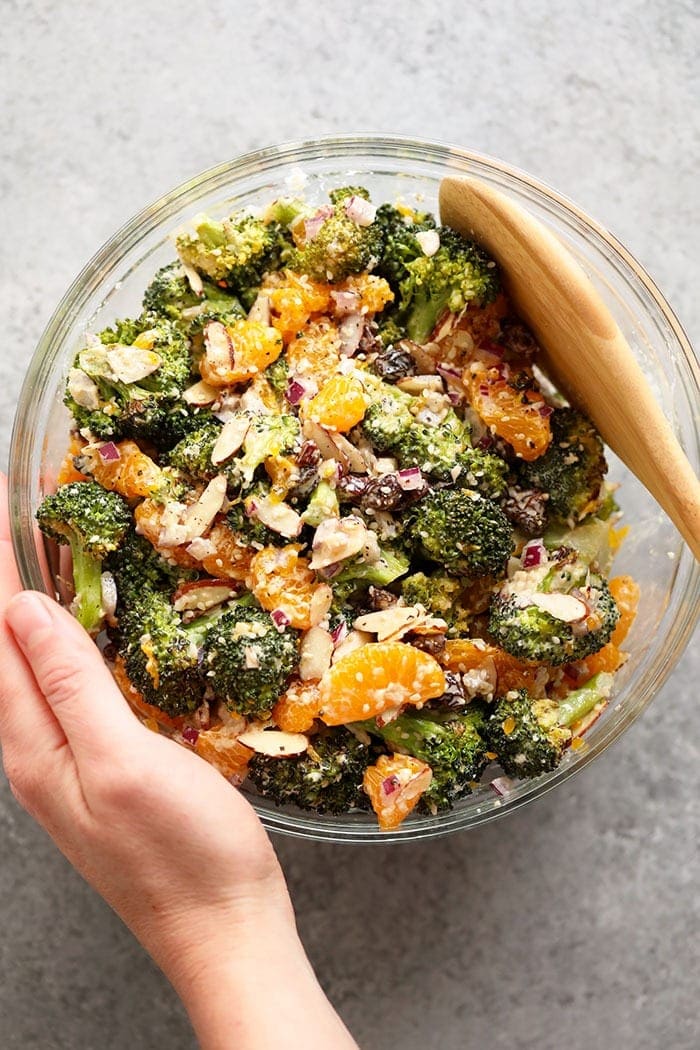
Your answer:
(38, 183), (640, 830)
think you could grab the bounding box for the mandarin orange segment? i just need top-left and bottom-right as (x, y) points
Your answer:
(569, 642), (626, 680)
(340, 274), (394, 314)
(201, 522), (257, 581)
(303, 375), (368, 432)
(286, 320), (342, 383)
(363, 753), (433, 831)
(133, 499), (199, 568)
(264, 271), (333, 341)
(200, 319), (283, 386)
(463, 363), (551, 461)
(80, 440), (163, 500)
(56, 435), (89, 486)
(195, 727), (253, 784)
(609, 575), (640, 646)
(248, 544), (324, 630)
(442, 639), (543, 694)
(318, 641), (446, 726)
(272, 679), (322, 733)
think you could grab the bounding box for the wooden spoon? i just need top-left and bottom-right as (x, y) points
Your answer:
(439, 175), (700, 561)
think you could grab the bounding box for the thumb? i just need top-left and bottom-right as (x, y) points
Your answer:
(5, 591), (141, 761)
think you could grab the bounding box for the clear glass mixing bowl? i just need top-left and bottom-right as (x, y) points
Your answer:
(9, 135), (699, 842)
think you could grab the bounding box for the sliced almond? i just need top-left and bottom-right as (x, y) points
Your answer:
(310, 516), (370, 571)
(182, 475), (228, 541)
(247, 293), (271, 325)
(529, 592), (588, 623)
(211, 415), (251, 465)
(106, 345), (162, 384)
(354, 604), (429, 642)
(396, 374), (445, 395)
(332, 629), (373, 662)
(181, 261), (204, 296)
(299, 626), (334, 682)
(237, 728), (309, 757)
(203, 321), (234, 371)
(302, 420), (367, 474)
(308, 583), (333, 628)
(173, 579), (238, 613)
(67, 368), (101, 410)
(253, 495), (303, 538)
(183, 379), (220, 406)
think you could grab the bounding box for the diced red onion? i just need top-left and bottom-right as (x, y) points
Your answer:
(495, 362), (510, 380)
(490, 776), (515, 797)
(436, 363), (462, 381)
(246, 500), (258, 517)
(338, 313), (364, 357)
(479, 383), (490, 397)
(286, 378), (312, 405)
(318, 561), (343, 579)
(182, 726), (200, 745)
(344, 196), (376, 226)
(382, 775), (400, 796)
(397, 467), (425, 491)
(331, 290), (361, 316)
(271, 609), (291, 629)
(476, 434), (493, 450)
(331, 620), (349, 647)
(522, 539), (546, 568)
(539, 403), (554, 418)
(99, 441), (121, 462)
(304, 206), (333, 242)
(447, 390), (462, 405)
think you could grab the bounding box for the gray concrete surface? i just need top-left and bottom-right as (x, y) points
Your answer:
(0, 1), (698, 1047)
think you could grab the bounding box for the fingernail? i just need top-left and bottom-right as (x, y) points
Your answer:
(5, 592), (54, 646)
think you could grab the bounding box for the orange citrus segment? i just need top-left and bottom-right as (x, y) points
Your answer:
(201, 522), (257, 581)
(80, 440), (163, 500)
(200, 319), (283, 386)
(339, 274), (394, 314)
(463, 357), (551, 461)
(609, 575), (640, 646)
(569, 642), (626, 680)
(302, 374), (368, 432)
(248, 545), (326, 630)
(286, 320), (342, 383)
(318, 641), (446, 725)
(363, 753), (433, 830)
(442, 639), (544, 695)
(272, 679), (322, 733)
(56, 435), (89, 486)
(264, 271), (333, 342)
(195, 726), (253, 783)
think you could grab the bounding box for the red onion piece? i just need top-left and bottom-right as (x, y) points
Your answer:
(344, 196), (376, 226)
(479, 383), (490, 397)
(382, 775), (400, 796)
(397, 467), (425, 491)
(331, 619), (349, 647)
(447, 390), (462, 405)
(331, 289), (361, 316)
(522, 539), (546, 568)
(99, 441), (121, 462)
(490, 776), (515, 797)
(271, 608), (291, 629)
(286, 378), (312, 405)
(182, 726), (200, 745)
(436, 362), (462, 381)
(304, 206), (333, 242)
(539, 403), (554, 418)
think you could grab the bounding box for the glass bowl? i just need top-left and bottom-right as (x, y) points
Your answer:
(9, 135), (699, 843)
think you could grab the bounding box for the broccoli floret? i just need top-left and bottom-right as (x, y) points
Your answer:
(330, 547), (410, 608)
(409, 488), (514, 579)
(362, 387), (468, 480)
(401, 571), (472, 637)
(453, 446), (509, 500)
(359, 706), (488, 811)
(302, 480), (340, 527)
(488, 570), (620, 666)
(176, 212), (289, 308)
(485, 673), (614, 777)
(149, 403), (217, 453)
(395, 226), (500, 344)
(374, 202), (437, 289)
(65, 318), (193, 441)
(375, 312), (408, 348)
(142, 262), (244, 331)
(516, 408), (607, 524)
(264, 355), (290, 398)
(361, 384), (414, 450)
(287, 186), (383, 283)
(226, 488), (284, 547)
(201, 605), (299, 718)
(36, 482), (131, 632)
(105, 530), (194, 610)
(167, 419), (223, 480)
(235, 413), (301, 488)
(117, 590), (218, 716)
(247, 727), (372, 815)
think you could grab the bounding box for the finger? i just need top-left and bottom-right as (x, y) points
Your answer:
(4, 591), (143, 765)
(0, 618), (68, 757)
(0, 474), (22, 605)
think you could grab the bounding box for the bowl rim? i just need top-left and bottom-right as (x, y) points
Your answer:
(9, 133), (700, 843)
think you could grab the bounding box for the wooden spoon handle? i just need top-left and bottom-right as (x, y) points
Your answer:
(439, 175), (700, 561)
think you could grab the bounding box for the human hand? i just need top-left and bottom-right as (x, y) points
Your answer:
(0, 475), (357, 1049)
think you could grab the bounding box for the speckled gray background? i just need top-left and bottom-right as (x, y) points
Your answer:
(0, 2), (698, 1048)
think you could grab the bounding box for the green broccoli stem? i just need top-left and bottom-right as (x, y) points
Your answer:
(70, 542), (104, 633)
(556, 672), (614, 728)
(194, 216), (226, 248)
(405, 291), (445, 345)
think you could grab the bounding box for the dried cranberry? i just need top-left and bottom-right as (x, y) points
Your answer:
(500, 319), (540, 359)
(503, 487), (549, 535)
(371, 346), (415, 383)
(406, 632), (447, 657)
(368, 587), (399, 611)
